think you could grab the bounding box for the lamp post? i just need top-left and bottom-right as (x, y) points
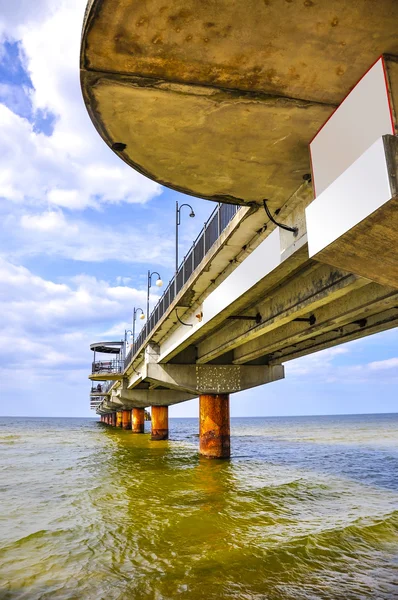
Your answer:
(124, 328), (133, 359)
(132, 307), (145, 341)
(176, 201), (195, 274)
(147, 271), (163, 322)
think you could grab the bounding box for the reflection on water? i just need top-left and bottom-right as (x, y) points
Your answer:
(1, 414), (398, 599)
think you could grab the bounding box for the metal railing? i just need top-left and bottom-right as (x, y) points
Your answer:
(90, 380), (115, 395)
(92, 359), (123, 375)
(124, 202), (240, 369)
(89, 381), (115, 410)
(90, 396), (102, 409)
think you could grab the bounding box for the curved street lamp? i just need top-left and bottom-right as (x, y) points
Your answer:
(176, 201), (195, 273)
(132, 307), (145, 341)
(124, 328), (133, 359)
(147, 271), (163, 321)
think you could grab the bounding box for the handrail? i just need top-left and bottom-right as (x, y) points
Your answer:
(124, 202), (240, 369)
(92, 359), (123, 375)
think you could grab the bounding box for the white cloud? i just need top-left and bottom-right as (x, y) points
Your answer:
(0, 1), (162, 211)
(287, 346), (349, 377)
(14, 208), (174, 265)
(20, 209), (67, 231)
(287, 342), (398, 384)
(0, 258), (157, 380)
(368, 358), (398, 371)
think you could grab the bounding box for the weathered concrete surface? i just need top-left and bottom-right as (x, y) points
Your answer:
(313, 136), (398, 290)
(81, 0), (398, 204)
(114, 388), (196, 407)
(89, 372), (123, 382)
(116, 411), (123, 427)
(145, 363), (284, 394)
(151, 405), (168, 440)
(316, 196), (398, 289)
(199, 394), (230, 459)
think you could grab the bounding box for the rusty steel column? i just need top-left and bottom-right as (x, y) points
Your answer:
(122, 409), (131, 430)
(199, 394), (230, 459)
(116, 411), (123, 428)
(132, 407), (145, 434)
(151, 406), (168, 440)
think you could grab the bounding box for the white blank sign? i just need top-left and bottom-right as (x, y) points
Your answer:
(310, 57), (394, 197)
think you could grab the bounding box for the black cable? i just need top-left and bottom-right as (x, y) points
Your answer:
(263, 199), (298, 235)
(176, 308), (193, 327)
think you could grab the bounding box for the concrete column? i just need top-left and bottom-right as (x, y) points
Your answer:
(151, 406), (168, 440)
(100, 415), (103, 423)
(122, 409), (131, 430)
(116, 411), (123, 428)
(112, 412), (116, 427)
(131, 407), (145, 434)
(199, 394), (230, 459)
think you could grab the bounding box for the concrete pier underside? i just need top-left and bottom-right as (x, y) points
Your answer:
(81, 0), (398, 207)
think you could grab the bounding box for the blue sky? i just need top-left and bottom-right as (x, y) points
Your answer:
(0, 1), (397, 418)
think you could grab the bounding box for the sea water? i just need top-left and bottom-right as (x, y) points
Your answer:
(1, 414), (397, 599)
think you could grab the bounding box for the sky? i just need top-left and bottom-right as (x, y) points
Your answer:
(0, 0), (397, 419)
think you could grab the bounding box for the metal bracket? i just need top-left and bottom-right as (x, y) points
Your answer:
(228, 313), (262, 325)
(263, 199), (298, 236)
(131, 364), (141, 377)
(353, 318), (367, 328)
(293, 315), (316, 326)
(176, 308), (193, 327)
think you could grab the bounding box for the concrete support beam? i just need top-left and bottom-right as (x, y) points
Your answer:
(116, 411), (123, 428)
(145, 363), (284, 394)
(307, 125), (398, 289)
(151, 406), (168, 441)
(269, 306), (398, 364)
(132, 407), (145, 434)
(199, 394), (230, 459)
(115, 388), (196, 407)
(122, 409), (131, 430)
(233, 284), (398, 364)
(197, 264), (365, 364)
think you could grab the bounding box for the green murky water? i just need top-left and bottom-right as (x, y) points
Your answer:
(1, 415), (398, 599)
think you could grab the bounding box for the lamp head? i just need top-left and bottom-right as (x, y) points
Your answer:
(139, 313), (145, 320)
(155, 278), (163, 288)
(189, 210), (195, 218)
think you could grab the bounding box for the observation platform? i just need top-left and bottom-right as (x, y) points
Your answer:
(89, 341), (124, 381)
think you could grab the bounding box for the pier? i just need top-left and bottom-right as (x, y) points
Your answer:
(82, 1), (398, 457)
